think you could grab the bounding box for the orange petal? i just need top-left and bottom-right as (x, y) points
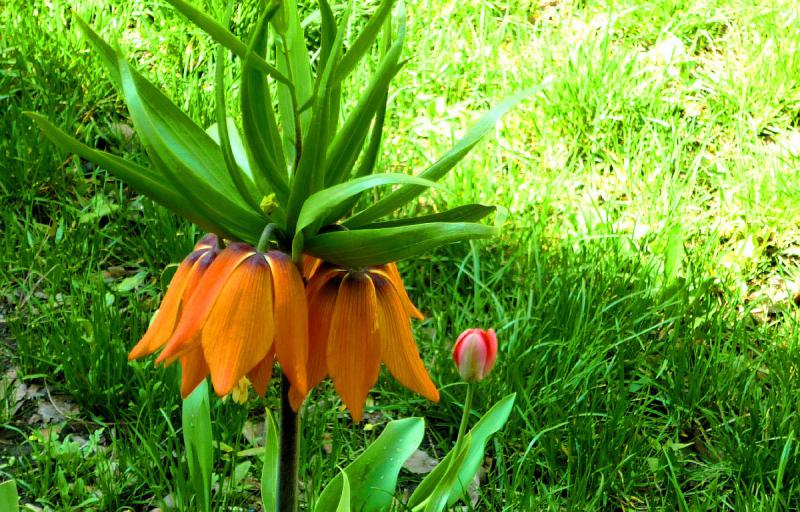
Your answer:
(305, 273), (341, 392)
(201, 254), (275, 396)
(194, 233), (218, 250)
(288, 385), (306, 411)
(179, 345), (210, 398)
(129, 249), (207, 360)
(373, 274), (439, 402)
(157, 244), (253, 364)
(327, 272), (381, 422)
(376, 263), (424, 320)
(267, 251), (308, 395)
(247, 347), (275, 397)
(302, 255), (323, 281)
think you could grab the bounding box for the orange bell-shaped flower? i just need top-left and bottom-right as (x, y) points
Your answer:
(297, 259), (438, 421)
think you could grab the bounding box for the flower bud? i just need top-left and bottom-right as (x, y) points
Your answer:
(452, 328), (497, 382)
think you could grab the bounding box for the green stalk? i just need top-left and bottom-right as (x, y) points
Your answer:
(455, 382), (475, 452)
(277, 374), (299, 512)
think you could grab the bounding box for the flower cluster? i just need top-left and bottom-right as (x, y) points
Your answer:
(130, 235), (439, 421)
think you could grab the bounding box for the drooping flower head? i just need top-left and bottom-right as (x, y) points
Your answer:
(130, 236), (308, 401)
(296, 258), (438, 422)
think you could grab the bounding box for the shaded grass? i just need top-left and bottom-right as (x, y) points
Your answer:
(2, 0), (800, 510)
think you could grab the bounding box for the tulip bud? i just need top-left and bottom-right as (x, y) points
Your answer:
(452, 328), (498, 382)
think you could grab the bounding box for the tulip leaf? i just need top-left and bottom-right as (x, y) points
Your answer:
(0, 480), (18, 512)
(324, 2), (405, 187)
(408, 393), (516, 508)
(315, 417), (424, 512)
(163, 0), (290, 84)
(360, 204), (495, 229)
(423, 436), (471, 512)
(335, 471), (351, 512)
(304, 222), (495, 267)
(334, 0), (397, 83)
(260, 408), (279, 512)
(26, 113), (226, 233)
(241, 4), (290, 204)
(296, 173), (441, 235)
(344, 84), (547, 227)
(205, 120), (253, 185)
(183, 380), (213, 512)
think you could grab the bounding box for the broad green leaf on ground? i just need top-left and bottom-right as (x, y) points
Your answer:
(261, 408), (279, 512)
(408, 393), (516, 508)
(0, 480), (18, 512)
(182, 380), (213, 512)
(315, 417), (424, 512)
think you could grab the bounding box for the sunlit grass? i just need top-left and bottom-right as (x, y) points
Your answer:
(2, 0), (800, 509)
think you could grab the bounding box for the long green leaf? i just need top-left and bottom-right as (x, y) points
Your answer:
(423, 436), (471, 512)
(315, 418), (424, 512)
(296, 173), (441, 235)
(26, 113), (226, 234)
(344, 85), (546, 227)
(361, 204), (495, 229)
(286, 10), (348, 232)
(183, 380), (213, 512)
(241, 4), (290, 204)
(260, 408), (279, 512)
(304, 222), (495, 267)
(275, 0), (314, 155)
(324, 2), (405, 187)
(215, 3), (262, 212)
(408, 393), (516, 508)
(163, 0), (290, 84)
(117, 56), (264, 242)
(334, 0), (397, 83)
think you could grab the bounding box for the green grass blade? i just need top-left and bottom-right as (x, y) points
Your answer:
(304, 222), (495, 267)
(343, 85), (546, 227)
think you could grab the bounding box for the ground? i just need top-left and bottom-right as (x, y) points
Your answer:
(2, 0), (800, 510)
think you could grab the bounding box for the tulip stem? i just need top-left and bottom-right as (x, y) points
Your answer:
(257, 223), (279, 253)
(277, 374), (299, 512)
(456, 382), (475, 449)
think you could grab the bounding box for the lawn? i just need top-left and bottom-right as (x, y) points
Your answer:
(2, 0), (800, 509)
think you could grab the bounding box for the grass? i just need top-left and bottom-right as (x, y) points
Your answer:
(2, 0), (800, 509)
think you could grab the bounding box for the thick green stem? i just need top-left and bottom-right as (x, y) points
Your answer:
(277, 374), (299, 512)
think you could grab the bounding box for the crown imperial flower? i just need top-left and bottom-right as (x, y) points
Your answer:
(452, 328), (498, 382)
(294, 259), (438, 421)
(130, 236), (308, 401)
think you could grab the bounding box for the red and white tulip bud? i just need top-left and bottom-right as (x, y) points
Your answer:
(452, 328), (498, 382)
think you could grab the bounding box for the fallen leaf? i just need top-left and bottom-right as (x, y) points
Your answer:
(402, 449), (439, 474)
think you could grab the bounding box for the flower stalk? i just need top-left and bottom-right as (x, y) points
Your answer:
(278, 374), (300, 512)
